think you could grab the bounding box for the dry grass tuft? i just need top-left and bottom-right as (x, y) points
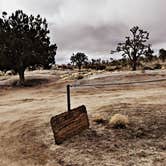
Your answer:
(93, 114), (107, 125)
(109, 114), (129, 129)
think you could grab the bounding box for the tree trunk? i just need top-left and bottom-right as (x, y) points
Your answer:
(132, 62), (137, 71)
(18, 69), (25, 86)
(78, 65), (81, 72)
(131, 53), (138, 71)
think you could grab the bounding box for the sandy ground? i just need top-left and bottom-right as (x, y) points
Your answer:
(0, 69), (166, 166)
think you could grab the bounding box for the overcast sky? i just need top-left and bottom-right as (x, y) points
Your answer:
(1, 0), (166, 64)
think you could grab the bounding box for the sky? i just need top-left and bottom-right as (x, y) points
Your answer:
(1, 0), (166, 64)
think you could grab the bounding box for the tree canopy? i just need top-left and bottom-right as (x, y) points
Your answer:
(111, 26), (153, 70)
(70, 52), (88, 71)
(0, 10), (57, 85)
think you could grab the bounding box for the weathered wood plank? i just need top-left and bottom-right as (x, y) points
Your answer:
(50, 105), (89, 144)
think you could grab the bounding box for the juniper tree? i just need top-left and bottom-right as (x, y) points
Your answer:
(70, 52), (88, 71)
(0, 10), (57, 85)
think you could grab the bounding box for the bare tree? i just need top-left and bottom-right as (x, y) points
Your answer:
(111, 26), (153, 71)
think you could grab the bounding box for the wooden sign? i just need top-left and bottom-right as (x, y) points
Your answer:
(50, 105), (89, 144)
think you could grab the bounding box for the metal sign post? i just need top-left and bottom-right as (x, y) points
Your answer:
(67, 84), (71, 112)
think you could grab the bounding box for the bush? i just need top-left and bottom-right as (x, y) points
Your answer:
(5, 70), (16, 76)
(109, 114), (129, 129)
(0, 71), (5, 76)
(153, 63), (162, 70)
(106, 66), (121, 71)
(143, 66), (153, 70)
(76, 75), (84, 80)
(86, 64), (106, 70)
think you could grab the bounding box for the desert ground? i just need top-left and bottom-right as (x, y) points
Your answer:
(0, 69), (166, 166)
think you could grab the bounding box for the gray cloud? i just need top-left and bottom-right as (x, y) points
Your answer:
(1, 0), (166, 63)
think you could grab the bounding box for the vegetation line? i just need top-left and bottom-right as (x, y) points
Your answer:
(71, 78), (166, 87)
